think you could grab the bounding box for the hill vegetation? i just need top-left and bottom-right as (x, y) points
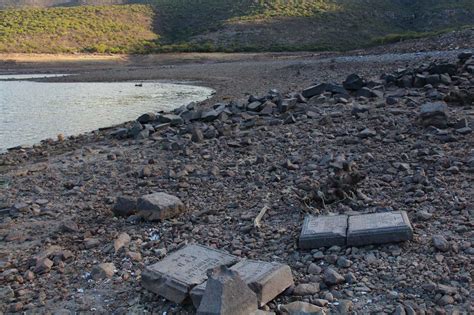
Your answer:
(0, 4), (156, 53)
(0, 0), (473, 53)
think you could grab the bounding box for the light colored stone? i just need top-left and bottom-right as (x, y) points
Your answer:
(137, 192), (185, 221)
(323, 268), (345, 286)
(141, 244), (238, 304)
(91, 263), (116, 280)
(299, 215), (348, 249)
(114, 232), (131, 253)
(293, 283), (320, 296)
(347, 211), (413, 246)
(34, 258), (53, 274)
(281, 301), (325, 315)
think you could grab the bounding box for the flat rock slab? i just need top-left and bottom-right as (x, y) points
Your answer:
(299, 211), (414, 249)
(141, 244), (239, 304)
(191, 259), (294, 308)
(299, 215), (348, 249)
(347, 211), (413, 246)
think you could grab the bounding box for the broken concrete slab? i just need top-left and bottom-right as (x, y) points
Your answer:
(191, 259), (294, 308)
(196, 266), (258, 315)
(347, 211), (413, 246)
(141, 244), (238, 304)
(137, 192), (185, 221)
(299, 215), (348, 249)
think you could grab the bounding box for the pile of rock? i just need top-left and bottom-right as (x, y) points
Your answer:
(111, 52), (472, 150)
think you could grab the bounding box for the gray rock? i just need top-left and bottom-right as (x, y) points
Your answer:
(91, 263), (116, 280)
(137, 192), (185, 221)
(394, 304), (406, 315)
(279, 98), (297, 112)
(432, 235), (450, 252)
(307, 263), (321, 275)
(191, 259), (294, 308)
(336, 257), (352, 268)
(196, 266), (258, 315)
(128, 121), (144, 138)
(281, 301), (324, 315)
(0, 285), (14, 301)
(426, 74), (441, 85)
(247, 101), (263, 112)
(358, 128), (376, 138)
(346, 211), (414, 246)
(299, 215), (348, 249)
(137, 112), (156, 124)
(356, 87), (378, 98)
(158, 114), (183, 126)
(336, 300), (353, 314)
(112, 196), (137, 217)
(192, 128), (205, 143)
(142, 244), (239, 304)
(201, 109), (221, 122)
(343, 73), (365, 91)
(437, 294), (454, 306)
(429, 63), (457, 75)
(413, 74), (427, 88)
(419, 101), (449, 129)
(302, 83), (327, 99)
(293, 283), (320, 296)
(323, 268), (345, 286)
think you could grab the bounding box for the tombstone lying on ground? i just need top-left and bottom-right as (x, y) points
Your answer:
(299, 211), (413, 249)
(141, 244), (239, 304)
(299, 215), (348, 249)
(347, 211), (413, 246)
(142, 244), (294, 308)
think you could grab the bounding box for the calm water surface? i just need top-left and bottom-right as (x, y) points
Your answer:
(0, 76), (214, 151)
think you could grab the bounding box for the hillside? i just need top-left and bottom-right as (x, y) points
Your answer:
(0, 0), (473, 53)
(0, 4), (156, 53)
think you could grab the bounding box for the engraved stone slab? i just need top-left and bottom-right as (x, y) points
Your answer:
(347, 211), (413, 246)
(141, 244), (239, 304)
(190, 259), (294, 308)
(299, 215), (348, 249)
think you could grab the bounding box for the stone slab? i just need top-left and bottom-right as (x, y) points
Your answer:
(141, 244), (239, 304)
(299, 215), (348, 249)
(191, 259), (294, 308)
(347, 211), (413, 246)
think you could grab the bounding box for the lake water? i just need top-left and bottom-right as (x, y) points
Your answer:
(0, 76), (214, 151)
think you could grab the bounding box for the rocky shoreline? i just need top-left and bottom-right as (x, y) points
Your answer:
(0, 50), (473, 314)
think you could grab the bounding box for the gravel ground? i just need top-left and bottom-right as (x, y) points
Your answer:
(0, 40), (473, 314)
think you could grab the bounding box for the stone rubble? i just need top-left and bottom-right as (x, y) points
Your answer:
(0, 51), (472, 314)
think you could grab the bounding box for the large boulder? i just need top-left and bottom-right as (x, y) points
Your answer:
(137, 192), (185, 221)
